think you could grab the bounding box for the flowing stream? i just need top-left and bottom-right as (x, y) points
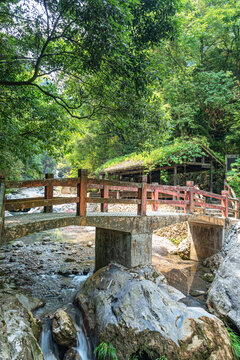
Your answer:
(36, 274), (95, 360)
(40, 321), (60, 360)
(3, 186), (212, 359)
(40, 308), (95, 360)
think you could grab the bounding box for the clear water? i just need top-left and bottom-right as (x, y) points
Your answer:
(40, 321), (60, 360)
(39, 274), (94, 360)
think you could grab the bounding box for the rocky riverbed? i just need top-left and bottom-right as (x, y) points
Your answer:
(0, 221), (235, 359)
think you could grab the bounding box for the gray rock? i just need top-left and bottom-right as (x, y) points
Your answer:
(14, 240), (24, 248)
(0, 279), (44, 360)
(201, 273), (215, 283)
(75, 264), (234, 360)
(52, 309), (77, 347)
(207, 224), (240, 331)
(178, 296), (202, 308)
(203, 253), (223, 273)
(177, 238), (190, 260)
(190, 289), (206, 297)
(16, 293), (45, 312)
(63, 349), (82, 360)
(42, 236), (51, 242)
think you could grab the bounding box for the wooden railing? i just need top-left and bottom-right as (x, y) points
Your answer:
(0, 170), (239, 222)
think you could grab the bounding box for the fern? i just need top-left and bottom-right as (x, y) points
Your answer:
(228, 327), (240, 359)
(94, 342), (119, 360)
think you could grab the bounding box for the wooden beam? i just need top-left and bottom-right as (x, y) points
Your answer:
(221, 190), (228, 218)
(210, 161), (213, 193)
(77, 169), (87, 217)
(5, 197), (79, 211)
(137, 176), (147, 216)
(101, 185), (109, 212)
(88, 178), (141, 188)
(44, 173), (54, 213)
(193, 189), (224, 200)
(6, 178), (81, 189)
(86, 198), (141, 204)
(147, 199), (189, 208)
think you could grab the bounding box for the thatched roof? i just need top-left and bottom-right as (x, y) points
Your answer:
(97, 138), (223, 175)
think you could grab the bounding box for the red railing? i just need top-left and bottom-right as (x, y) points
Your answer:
(1, 169), (239, 219)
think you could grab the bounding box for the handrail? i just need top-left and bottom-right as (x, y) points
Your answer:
(224, 179), (237, 199)
(1, 169), (239, 220)
(5, 177), (81, 189)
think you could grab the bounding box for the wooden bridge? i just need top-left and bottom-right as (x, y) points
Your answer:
(0, 170), (239, 269)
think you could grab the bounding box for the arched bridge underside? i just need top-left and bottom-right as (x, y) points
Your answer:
(3, 212), (236, 270)
(4, 212), (229, 242)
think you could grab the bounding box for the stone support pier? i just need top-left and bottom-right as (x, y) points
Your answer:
(95, 227), (152, 271)
(188, 221), (224, 261)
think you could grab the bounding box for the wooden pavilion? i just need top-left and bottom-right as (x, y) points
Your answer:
(98, 141), (224, 192)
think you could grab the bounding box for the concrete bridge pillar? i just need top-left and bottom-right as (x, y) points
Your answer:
(188, 222), (224, 261)
(95, 227), (152, 271)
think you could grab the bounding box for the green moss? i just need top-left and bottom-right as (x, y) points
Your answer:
(169, 238), (180, 246)
(96, 137), (223, 175)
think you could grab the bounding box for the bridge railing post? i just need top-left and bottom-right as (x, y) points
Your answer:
(235, 199), (239, 219)
(101, 184), (109, 213)
(221, 190), (229, 218)
(44, 173), (54, 213)
(77, 169), (88, 217)
(137, 175), (147, 216)
(151, 182), (159, 212)
(116, 190), (120, 200)
(186, 181), (194, 214)
(0, 172), (6, 243)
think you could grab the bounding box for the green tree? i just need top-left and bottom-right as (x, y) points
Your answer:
(0, 0), (178, 117)
(146, 0), (240, 155)
(0, 0), (179, 177)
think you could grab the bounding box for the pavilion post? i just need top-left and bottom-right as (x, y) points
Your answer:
(173, 165), (177, 200)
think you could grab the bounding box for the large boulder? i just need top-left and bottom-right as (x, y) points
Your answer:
(63, 349), (83, 360)
(75, 264), (234, 360)
(177, 238), (190, 260)
(52, 309), (77, 347)
(203, 252), (223, 273)
(207, 223), (240, 330)
(0, 279), (44, 360)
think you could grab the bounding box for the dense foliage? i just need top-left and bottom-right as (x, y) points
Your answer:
(0, 0), (239, 179)
(152, 0), (240, 154)
(226, 159), (240, 197)
(0, 0), (178, 178)
(64, 0), (240, 175)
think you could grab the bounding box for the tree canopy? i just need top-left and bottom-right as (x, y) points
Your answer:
(0, 0), (179, 177)
(0, 0), (239, 180)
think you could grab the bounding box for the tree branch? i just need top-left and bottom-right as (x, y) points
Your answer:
(28, 83), (101, 120)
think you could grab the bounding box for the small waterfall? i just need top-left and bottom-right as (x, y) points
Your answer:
(74, 328), (90, 360)
(39, 315), (94, 360)
(40, 321), (60, 360)
(73, 308), (95, 360)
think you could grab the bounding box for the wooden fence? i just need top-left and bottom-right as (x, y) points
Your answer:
(1, 170), (239, 221)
